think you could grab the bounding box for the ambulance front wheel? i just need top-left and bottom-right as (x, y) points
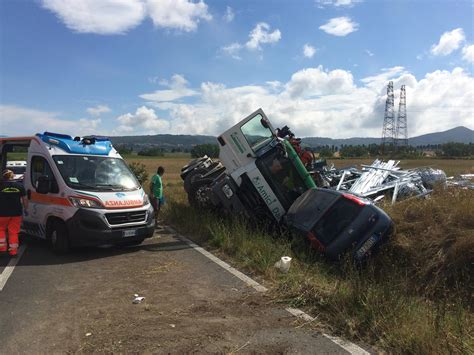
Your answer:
(49, 221), (70, 254)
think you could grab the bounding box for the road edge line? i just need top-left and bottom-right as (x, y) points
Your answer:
(0, 245), (26, 291)
(167, 226), (267, 293)
(164, 226), (370, 355)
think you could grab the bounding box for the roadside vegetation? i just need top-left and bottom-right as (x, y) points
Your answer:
(114, 156), (474, 353)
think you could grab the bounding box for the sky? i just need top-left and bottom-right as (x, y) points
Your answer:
(0, 0), (473, 139)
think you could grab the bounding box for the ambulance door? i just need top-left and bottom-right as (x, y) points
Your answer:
(24, 155), (63, 238)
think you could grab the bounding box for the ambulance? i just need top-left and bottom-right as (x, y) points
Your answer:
(0, 132), (155, 252)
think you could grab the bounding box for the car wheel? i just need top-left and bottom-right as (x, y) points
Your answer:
(50, 221), (70, 254)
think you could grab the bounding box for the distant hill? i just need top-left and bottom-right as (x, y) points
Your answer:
(302, 126), (473, 147)
(409, 126), (474, 146)
(110, 126), (473, 150)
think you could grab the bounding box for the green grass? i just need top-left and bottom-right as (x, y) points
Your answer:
(161, 179), (474, 354)
(30, 153), (465, 353)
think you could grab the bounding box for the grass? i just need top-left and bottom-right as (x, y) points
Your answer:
(135, 156), (474, 344)
(136, 156), (474, 354)
(161, 195), (473, 354)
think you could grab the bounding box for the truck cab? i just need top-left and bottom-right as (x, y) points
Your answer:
(181, 108), (393, 260)
(183, 109), (315, 222)
(0, 132), (155, 253)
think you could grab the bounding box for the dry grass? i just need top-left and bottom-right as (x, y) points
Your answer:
(126, 155), (474, 354)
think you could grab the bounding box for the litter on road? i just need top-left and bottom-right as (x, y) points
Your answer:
(274, 256), (292, 273)
(132, 294), (145, 304)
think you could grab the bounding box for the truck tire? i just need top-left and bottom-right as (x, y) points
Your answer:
(184, 167), (208, 193)
(188, 178), (213, 208)
(49, 220), (70, 254)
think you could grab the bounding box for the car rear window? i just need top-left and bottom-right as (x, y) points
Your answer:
(313, 198), (363, 246)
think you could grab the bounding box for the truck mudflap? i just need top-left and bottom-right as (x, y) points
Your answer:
(65, 206), (155, 247)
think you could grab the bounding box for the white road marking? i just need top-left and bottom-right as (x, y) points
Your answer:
(165, 226), (370, 355)
(0, 245), (26, 291)
(167, 227), (267, 292)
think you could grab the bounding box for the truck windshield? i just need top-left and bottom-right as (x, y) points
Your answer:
(257, 150), (307, 209)
(241, 113), (273, 151)
(53, 155), (140, 191)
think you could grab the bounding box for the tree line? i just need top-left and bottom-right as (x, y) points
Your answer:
(116, 142), (473, 159)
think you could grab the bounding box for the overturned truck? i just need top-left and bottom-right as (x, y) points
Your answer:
(181, 109), (393, 261)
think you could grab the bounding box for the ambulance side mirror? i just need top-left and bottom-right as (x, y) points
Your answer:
(36, 175), (51, 194)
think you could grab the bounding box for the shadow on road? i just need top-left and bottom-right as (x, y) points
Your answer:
(0, 234), (192, 268)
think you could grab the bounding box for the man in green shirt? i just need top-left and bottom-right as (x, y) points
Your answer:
(150, 166), (165, 226)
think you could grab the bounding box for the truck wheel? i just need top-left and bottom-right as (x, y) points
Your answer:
(184, 168), (207, 193)
(188, 179), (213, 208)
(49, 221), (70, 254)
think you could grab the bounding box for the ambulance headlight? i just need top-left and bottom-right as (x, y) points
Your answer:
(69, 197), (103, 209)
(143, 194), (150, 205)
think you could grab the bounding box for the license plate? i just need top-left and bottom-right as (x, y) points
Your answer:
(356, 235), (377, 258)
(123, 229), (137, 237)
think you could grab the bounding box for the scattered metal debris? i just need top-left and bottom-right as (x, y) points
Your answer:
(308, 159), (456, 204)
(446, 174), (474, 190)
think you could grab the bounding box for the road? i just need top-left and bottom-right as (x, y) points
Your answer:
(0, 226), (366, 354)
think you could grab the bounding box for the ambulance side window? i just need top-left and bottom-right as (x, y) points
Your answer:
(31, 156), (59, 193)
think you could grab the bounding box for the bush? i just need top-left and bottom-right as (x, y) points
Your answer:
(115, 144), (133, 155)
(191, 144), (219, 158)
(128, 162), (149, 185)
(138, 147), (164, 156)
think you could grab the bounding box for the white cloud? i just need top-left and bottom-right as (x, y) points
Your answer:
(462, 44), (474, 63)
(87, 105), (111, 116)
(365, 49), (374, 57)
(316, 0), (362, 7)
(221, 22), (281, 59)
(41, 0), (211, 35)
(41, 0), (146, 35)
(116, 106), (169, 133)
(430, 28), (465, 56)
(303, 44), (316, 58)
(146, 0), (211, 32)
(319, 17), (358, 36)
(285, 66), (355, 98)
(140, 74), (198, 102)
(223, 6), (234, 22)
(0, 105), (101, 136)
(245, 22), (281, 50)
(125, 66), (473, 138)
(221, 42), (243, 60)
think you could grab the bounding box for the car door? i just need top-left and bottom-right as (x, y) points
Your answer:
(23, 155), (61, 238)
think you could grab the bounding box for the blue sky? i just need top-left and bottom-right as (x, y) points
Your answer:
(1, 0), (473, 138)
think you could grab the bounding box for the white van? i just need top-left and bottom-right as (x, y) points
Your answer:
(0, 132), (155, 252)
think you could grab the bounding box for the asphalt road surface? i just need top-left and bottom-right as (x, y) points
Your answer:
(0, 226), (365, 354)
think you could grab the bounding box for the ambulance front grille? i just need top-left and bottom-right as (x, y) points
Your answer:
(105, 211), (147, 225)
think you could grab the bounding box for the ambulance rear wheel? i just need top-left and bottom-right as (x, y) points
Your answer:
(50, 221), (70, 254)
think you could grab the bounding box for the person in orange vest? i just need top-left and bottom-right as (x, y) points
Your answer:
(0, 169), (28, 257)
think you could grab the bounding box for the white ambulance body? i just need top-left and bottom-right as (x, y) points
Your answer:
(0, 132), (155, 252)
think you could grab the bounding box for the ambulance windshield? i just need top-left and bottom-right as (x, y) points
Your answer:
(53, 155), (140, 191)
